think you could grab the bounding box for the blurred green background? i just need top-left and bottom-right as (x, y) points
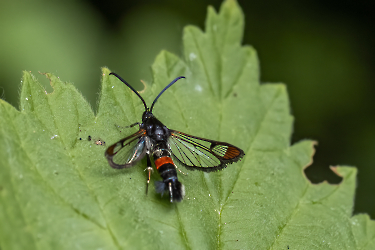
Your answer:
(1, 0), (374, 218)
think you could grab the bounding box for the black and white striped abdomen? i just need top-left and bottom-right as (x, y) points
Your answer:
(153, 148), (185, 202)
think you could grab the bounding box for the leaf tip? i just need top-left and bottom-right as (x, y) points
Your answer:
(21, 70), (34, 83)
(330, 166), (357, 181)
(221, 0), (241, 10)
(220, 0), (244, 21)
(19, 71), (37, 111)
(101, 67), (111, 76)
(20, 70), (39, 91)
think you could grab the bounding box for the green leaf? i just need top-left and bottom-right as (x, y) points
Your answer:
(0, 0), (374, 249)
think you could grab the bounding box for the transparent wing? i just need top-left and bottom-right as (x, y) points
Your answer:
(105, 129), (147, 169)
(168, 130), (245, 172)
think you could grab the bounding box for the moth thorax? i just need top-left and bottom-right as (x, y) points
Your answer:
(153, 148), (171, 159)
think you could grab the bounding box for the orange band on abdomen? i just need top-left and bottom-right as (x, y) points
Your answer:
(154, 156), (174, 170)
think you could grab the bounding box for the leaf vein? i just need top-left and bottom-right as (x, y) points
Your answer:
(189, 29), (215, 96)
(3, 146), (39, 249)
(359, 233), (375, 249)
(17, 102), (120, 249)
(267, 183), (309, 250)
(225, 86), (282, 203)
(223, 54), (247, 99)
(176, 206), (191, 250)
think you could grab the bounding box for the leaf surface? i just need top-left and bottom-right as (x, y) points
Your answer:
(1, 0), (374, 249)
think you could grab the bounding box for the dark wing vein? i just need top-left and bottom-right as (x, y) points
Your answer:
(169, 130), (244, 172)
(175, 137), (218, 167)
(105, 129), (147, 169)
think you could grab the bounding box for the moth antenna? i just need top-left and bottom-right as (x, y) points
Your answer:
(109, 72), (148, 111)
(150, 76), (185, 112)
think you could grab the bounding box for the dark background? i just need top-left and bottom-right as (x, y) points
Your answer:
(0, 0), (374, 218)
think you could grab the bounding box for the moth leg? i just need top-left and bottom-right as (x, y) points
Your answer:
(144, 154), (153, 195)
(115, 122), (140, 130)
(174, 163), (187, 176)
(168, 182), (173, 203)
(126, 122), (140, 128)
